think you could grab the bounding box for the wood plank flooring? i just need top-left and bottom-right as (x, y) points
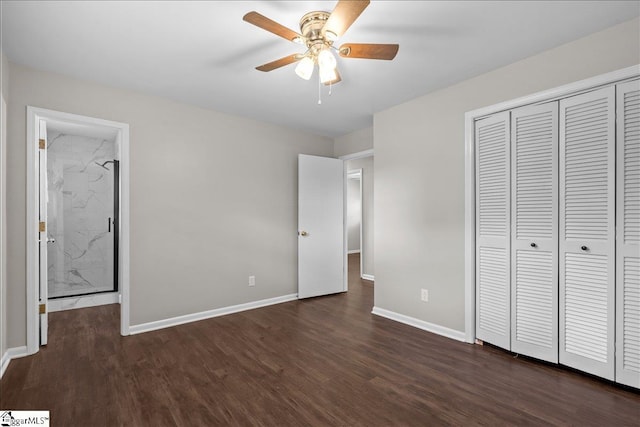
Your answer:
(1, 254), (638, 426)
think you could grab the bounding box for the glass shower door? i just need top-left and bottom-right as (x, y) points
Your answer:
(47, 131), (117, 298)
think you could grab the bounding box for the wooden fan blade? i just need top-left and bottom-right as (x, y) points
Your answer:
(339, 43), (399, 60)
(256, 54), (301, 72)
(243, 11), (303, 42)
(323, 69), (342, 85)
(323, 0), (370, 38)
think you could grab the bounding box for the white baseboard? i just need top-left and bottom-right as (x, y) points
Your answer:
(361, 274), (375, 281)
(49, 292), (119, 312)
(130, 293), (298, 335)
(348, 250), (361, 254)
(1, 346), (29, 379)
(371, 307), (466, 342)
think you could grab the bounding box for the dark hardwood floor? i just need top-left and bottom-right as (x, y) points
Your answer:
(1, 254), (638, 426)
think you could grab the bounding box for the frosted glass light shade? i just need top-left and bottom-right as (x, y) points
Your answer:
(295, 57), (314, 80)
(319, 66), (337, 84)
(317, 49), (337, 69)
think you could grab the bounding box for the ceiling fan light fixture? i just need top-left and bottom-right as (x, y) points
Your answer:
(295, 56), (314, 80)
(317, 48), (337, 69)
(319, 65), (338, 84)
(244, 1), (398, 90)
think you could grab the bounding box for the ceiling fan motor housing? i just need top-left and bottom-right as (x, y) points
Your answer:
(299, 11), (333, 51)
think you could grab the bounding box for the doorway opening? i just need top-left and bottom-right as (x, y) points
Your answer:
(341, 150), (374, 288)
(26, 107), (130, 354)
(347, 169), (363, 278)
(46, 121), (120, 312)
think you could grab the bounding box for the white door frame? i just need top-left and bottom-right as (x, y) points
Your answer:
(464, 65), (640, 344)
(26, 106), (131, 354)
(347, 169), (363, 277)
(340, 149), (373, 287)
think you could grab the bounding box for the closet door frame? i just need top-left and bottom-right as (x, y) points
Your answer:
(464, 65), (640, 346)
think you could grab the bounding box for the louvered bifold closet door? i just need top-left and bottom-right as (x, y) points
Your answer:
(616, 80), (640, 388)
(510, 102), (558, 363)
(476, 112), (511, 350)
(559, 86), (615, 380)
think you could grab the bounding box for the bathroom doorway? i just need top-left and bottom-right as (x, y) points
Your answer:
(46, 121), (120, 311)
(26, 107), (130, 353)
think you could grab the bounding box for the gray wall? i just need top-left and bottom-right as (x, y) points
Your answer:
(1, 50), (8, 98)
(346, 156), (374, 277)
(1, 49), (9, 359)
(334, 126), (373, 157)
(374, 17), (640, 332)
(6, 63), (332, 347)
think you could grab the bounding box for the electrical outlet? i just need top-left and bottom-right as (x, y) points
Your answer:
(249, 275), (255, 287)
(421, 289), (429, 302)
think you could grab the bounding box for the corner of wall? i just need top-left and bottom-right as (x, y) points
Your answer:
(334, 126), (374, 158)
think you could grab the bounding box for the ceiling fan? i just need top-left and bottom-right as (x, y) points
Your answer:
(243, 0), (399, 86)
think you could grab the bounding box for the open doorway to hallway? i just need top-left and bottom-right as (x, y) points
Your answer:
(344, 154), (374, 285)
(347, 169), (363, 278)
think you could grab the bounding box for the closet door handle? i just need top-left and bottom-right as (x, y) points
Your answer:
(581, 245), (588, 251)
(108, 217), (112, 232)
(530, 242), (537, 248)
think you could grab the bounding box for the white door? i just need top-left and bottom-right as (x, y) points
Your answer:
(38, 119), (48, 345)
(616, 79), (640, 388)
(559, 86), (615, 380)
(298, 154), (344, 299)
(475, 112), (511, 350)
(510, 102), (559, 363)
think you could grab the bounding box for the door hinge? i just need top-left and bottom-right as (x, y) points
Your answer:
(39, 138), (46, 149)
(39, 221), (46, 232)
(39, 303), (46, 314)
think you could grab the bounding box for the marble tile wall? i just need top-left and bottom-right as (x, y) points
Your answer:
(47, 131), (116, 298)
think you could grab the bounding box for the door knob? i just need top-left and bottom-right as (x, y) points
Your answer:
(299, 231), (308, 236)
(47, 237), (56, 244)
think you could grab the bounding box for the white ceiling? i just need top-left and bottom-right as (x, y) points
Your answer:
(2, 1), (639, 137)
